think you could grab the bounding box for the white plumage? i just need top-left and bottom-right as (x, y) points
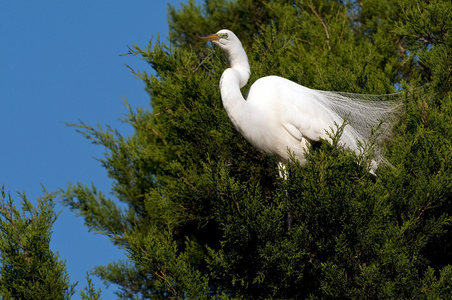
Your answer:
(201, 29), (402, 173)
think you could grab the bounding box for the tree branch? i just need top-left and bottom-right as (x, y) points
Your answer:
(304, 3), (331, 51)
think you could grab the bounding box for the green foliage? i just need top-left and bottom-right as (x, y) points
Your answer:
(0, 185), (76, 299)
(60, 0), (452, 298)
(80, 273), (102, 300)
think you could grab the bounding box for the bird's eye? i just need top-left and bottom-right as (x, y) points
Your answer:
(219, 33), (228, 39)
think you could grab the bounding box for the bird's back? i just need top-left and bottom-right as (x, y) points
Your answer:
(244, 75), (400, 170)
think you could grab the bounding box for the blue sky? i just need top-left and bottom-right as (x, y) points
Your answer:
(1, 1), (186, 298)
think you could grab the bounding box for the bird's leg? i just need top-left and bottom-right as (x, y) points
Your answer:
(278, 163), (293, 235)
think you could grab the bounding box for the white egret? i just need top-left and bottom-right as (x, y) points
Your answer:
(200, 29), (402, 174)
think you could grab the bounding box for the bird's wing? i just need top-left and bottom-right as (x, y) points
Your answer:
(279, 83), (333, 143)
(246, 76), (339, 143)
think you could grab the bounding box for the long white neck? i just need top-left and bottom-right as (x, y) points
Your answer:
(222, 41), (250, 88)
(219, 43), (251, 130)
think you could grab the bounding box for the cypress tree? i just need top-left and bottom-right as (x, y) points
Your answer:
(0, 186), (77, 299)
(60, 0), (452, 298)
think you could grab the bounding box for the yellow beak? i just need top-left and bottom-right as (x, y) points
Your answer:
(199, 33), (220, 41)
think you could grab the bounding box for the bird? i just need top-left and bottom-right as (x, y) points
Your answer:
(200, 29), (402, 175)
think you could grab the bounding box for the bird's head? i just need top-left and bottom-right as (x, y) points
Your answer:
(200, 29), (240, 51)
(200, 29), (249, 80)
